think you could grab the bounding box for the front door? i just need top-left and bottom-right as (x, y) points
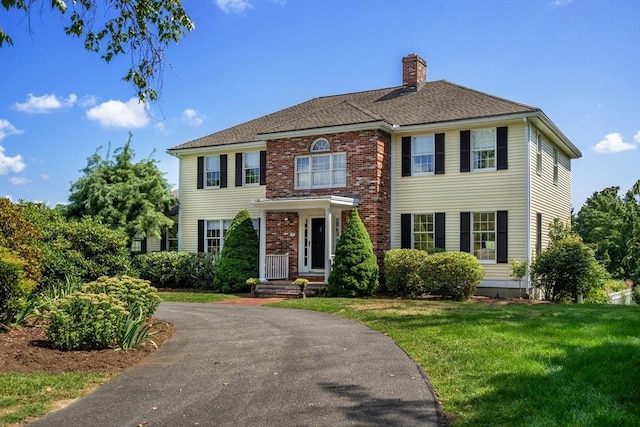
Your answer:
(311, 218), (325, 270)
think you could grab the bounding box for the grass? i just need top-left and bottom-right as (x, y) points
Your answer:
(271, 298), (640, 427)
(158, 291), (240, 303)
(0, 372), (108, 425)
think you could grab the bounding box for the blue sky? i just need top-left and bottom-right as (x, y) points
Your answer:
(1, 0), (638, 210)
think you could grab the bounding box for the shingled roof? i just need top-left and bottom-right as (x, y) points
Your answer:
(169, 79), (540, 151)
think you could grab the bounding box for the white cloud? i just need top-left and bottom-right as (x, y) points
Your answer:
(634, 131), (640, 143)
(182, 108), (205, 127)
(592, 132), (638, 154)
(86, 98), (149, 128)
(14, 93), (77, 113)
(0, 119), (24, 141)
(216, 0), (252, 13)
(80, 95), (98, 107)
(41, 174), (50, 181)
(550, 0), (574, 7)
(9, 176), (29, 185)
(0, 146), (26, 175)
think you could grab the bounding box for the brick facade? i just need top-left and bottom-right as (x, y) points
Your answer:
(264, 129), (392, 277)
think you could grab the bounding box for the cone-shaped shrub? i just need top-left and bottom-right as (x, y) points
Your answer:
(213, 209), (259, 293)
(328, 208), (379, 297)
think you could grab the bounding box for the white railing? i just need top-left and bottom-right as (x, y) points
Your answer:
(609, 288), (634, 305)
(265, 253), (289, 280)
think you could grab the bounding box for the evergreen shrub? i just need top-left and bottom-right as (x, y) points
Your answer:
(328, 208), (379, 297)
(213, 210), (259, 293)
(423, 252), (484, 301)
(0, 247), (37, 324)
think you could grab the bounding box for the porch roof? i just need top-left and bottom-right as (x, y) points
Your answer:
(250, 195), (359, 211)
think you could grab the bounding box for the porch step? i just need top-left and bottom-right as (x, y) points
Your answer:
(255, 283), (326, 298)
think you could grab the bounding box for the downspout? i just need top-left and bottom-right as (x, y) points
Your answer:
(524, 117), (531, 295)
(177, 155), (183, 251)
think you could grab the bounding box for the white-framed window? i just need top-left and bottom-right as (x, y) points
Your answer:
(295, 152), (346, 189)
(244, 152), (260, 185)
(205, 218), (259, 254)
(311, 138), (330, 152)
(413, 213), (434, 250)
(205, 156), (221, 188)
(533, 129), (543, 175)
(473, 212), (496, 262)
(471, 128), (496, 171)
(553, 148), (558, 185)
(412, 135), (434, 174)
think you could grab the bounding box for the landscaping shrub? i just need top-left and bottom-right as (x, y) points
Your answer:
(81, 276), (161, 318)
(531, 235), (608, 302)
(328, 208), (379, 297)
(584, 287), (610, 304)
(384, 249), (430, 296)
(132, 251), (217, 289)
(422, 251), (484, 301)
(213, 210), (258, 293)
(0, 198), (43, 284)
(0, 247), (37, 324)
(47, 292), (128, 350)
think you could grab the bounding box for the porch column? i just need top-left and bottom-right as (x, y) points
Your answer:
(324, 208), (332, 284)
(259, 209), (267, 282)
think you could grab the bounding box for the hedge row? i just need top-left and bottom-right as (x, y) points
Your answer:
(384, 249), (484, 301)
(132, 251), (216, 289)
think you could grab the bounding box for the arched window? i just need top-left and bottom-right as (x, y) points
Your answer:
(310, 138), (330, 152)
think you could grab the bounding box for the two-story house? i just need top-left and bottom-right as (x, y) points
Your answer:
(167, 53), (582, 297)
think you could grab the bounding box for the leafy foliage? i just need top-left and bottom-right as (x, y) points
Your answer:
(384, 249), (430, 296)
(65, 134), (176, 248)
(132, 251), (217, 289)
(328, 208), (379, 297)
(1, 0), (194, 102)
(20, 202), (131, 289)
(531, 235), (608, 302)
(81, 276), (161, 318)
(423, 252), (484, 301)
(117, 308), (156, 351)
(46, 292), (128, 350)
(0, 247), (37, 324)
(213, 210), (259, 293)
(0, 198), (42, 283)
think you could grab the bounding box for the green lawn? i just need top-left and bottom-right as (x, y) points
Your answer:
(272, 298), (640, 427)
(158, 291), (240, 303)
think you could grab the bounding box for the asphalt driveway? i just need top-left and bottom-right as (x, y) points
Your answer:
(31, 302), (444, 426)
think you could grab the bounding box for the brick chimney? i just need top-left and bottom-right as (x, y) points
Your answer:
(402, 53), (427, 92)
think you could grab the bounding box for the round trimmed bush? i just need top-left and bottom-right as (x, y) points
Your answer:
(384, 249), (430, 296)
(423, 252), (484, 301)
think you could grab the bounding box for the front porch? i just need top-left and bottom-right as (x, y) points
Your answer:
(253, 195), (359, 284)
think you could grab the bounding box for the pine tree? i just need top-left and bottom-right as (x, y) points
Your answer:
(328, 208), (379, 297)
(213, 209), (259, 293)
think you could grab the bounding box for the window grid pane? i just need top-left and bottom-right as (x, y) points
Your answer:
(472, 212), (496, 261)
(472, 129), (496, 171)
(296, 153), (346, 188)
(413, 136), (434, 174)
(205, 156), (221, 187)
(413, 214), (434, 250)
(244, 152), (260, 185)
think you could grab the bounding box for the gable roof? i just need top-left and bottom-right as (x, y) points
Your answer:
(168, 80), (580, 158)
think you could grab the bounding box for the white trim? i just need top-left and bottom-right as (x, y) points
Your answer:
(167, 140), (266, 157)
(390, 135), (396, 248)
(251, 195), (358, 211)
(177, 159), (183, 251)
(259, 210), (266, 281)
(257, 121), (395, 139)
(524, 117), (531, 295)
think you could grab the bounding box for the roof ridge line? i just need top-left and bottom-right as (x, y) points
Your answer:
(440, 80), (539, 111)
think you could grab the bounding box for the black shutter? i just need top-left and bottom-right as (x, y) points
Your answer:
(259, 150), (267, 185)
(197, 156), (204, 189)
(198, 220), (205, 253)
(401, 136), (412, 177)
(400, 214), (412, 248)
(460, 212), (471, 253)
(435, 212), (445, 249)
(235, 153), (243, 187)
(536, 213), (542, 254)
(141, 237), (148, 254)
(460, 130), (470, 172)
(497, 210), (508, 263)
(497, 126), (508, 170)
(435, 133), (445, 175)
(160, 231), (167, 251)
(220, 154), (228, 188)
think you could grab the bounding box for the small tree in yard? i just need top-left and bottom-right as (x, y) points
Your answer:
(213, 210), (258, 293)
(510, 258), (528, 298)
(328, 208), (379, 297)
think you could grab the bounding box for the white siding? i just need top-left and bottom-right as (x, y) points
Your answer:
(179, 151), (266, 252)
(393, 123), (528, 286)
